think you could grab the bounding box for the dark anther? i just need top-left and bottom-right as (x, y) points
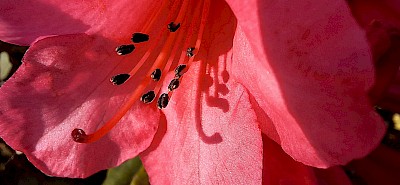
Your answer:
(115, 44), (135, 55)
(157, 93), (169, 109)
(71, 128), (87, 143)
(131, 33), (149, 43)
(151, 68), (162, 81)
(167, 22), (181, 32)
(141, 91), (156, 104)
(186, 47), (195, 57)
(168, 79), (180, 91)
(174, 64), (187, 78)
(110, 74), (131, 85)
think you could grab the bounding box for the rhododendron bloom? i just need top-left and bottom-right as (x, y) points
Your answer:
(0, 0), (387, 184)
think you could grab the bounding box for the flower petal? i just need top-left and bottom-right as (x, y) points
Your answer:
(140, 61), (263, 184)
(346, 145), (400, 185)
(225, 0), (386, 167)
(347, 0), (400, 113)
(262, 134), (351, 185)
(347, 0), (400, 28)
(0, 33), (159, 177)
(0, 0), (169, 45)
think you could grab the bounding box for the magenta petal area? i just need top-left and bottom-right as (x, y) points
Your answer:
(225, 0), (386, 167)
(347, 0), (400, 113)
(0, 0), (166, 45)
(0, 34), (159, 178)
(262, 134), (352, 185)
(140, 61), (263, 184)
(346, 145), (400, 185)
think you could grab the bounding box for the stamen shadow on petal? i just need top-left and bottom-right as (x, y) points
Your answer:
(202, 67), (230, 113)
(189, 0), (237, 143)
(193, 61), (223, 144)
(197, 9), (236, 113)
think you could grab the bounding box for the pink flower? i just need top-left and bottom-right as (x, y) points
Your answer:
(0, 0), (386, 184)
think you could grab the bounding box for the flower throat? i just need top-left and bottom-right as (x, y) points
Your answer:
(71, 0), (210, 143)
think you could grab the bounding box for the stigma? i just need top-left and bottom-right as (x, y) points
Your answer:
(71, 0), (211, 143)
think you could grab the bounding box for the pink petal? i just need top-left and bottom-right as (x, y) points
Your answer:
(140, 61), (263, 184)
(346, 145), (400, 184)
(262, 134), (352, 185)
(366, 21), (400, 113)
(347, 0), (400, 113)
(347, 0), (400, 28)
(0, 33), (159, 178)
(0, 0), (169, 45)
(225, 0), (386, 167)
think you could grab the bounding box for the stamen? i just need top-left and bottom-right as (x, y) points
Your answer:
(115, 44), (135, 55)
(185, 0), (210, 68)
(150, 69), (162, 81)
(131, 33), (150, 43)
(168, 0), (210, 103)
(167, 22), (181, 32)
(141, 0), (170, 32)
(140, 91), (156, 104)
(168, 79), (180, 91)
(186, 47), (195, 57)
(157, 93), (170, 109)
(152, 1), (196, 97)
(71, 129), (88, 143)
(127, 0), (190, 77)
(70, 0), (200, 144)
(110, 74), (130, 85)
(174, 64), (187, 77)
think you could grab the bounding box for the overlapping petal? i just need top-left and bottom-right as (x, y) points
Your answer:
(0, 33), (159, 177)
(348, 0), (400, 113)
(225, 0), (386, 167)
(0, 0), (170, 45)
(140, 61), (263, 184)
(347, 0), (400, 28)
(262, 134), (351, 185)
(346, 145), (400, 184)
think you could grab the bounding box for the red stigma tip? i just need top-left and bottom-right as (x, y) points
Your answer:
(71, 128), (88, 143)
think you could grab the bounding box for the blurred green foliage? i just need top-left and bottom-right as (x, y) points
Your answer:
(0, 52), (12, 81)
(103, 157), (149, 185)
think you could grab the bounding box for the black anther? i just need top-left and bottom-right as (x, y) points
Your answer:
(115, 44), (135, 55)
(151, 69), (162, 81)
(157, 93), (169, 109)
(167, 22), (181, 32)
(110, 74), (130, 85)
(140, 91), (156, 104)
(131, 33), (149, 43)
(168, 79), (180, 91)
(186, 47), (195, 57)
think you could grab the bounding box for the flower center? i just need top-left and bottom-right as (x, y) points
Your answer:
(71, 0), (210, 143)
